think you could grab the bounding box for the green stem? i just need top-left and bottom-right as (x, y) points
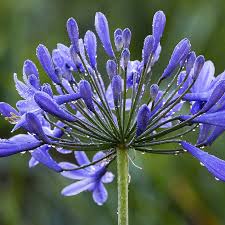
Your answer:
(117, 147), (129, 225)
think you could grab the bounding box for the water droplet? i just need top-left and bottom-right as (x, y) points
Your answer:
(141, 152), (145, 155)
(215, 177), (220, 181)
(200, 162), (204, 167)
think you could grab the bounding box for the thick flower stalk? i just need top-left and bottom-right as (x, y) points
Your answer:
(1, 10), (225, 225)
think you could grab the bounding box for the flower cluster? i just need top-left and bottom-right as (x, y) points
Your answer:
(1, 10), (225, 205)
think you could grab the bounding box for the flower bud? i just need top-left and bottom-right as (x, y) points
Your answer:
(34, 92), (76, 122)
(23, 60), (39, 80)
(115, 35), (123, 51)
(186, 51), (196, 75)
(25, 113), (51, 143)
(79, 80), (95, 112)
(36, 44), (60, 84)
(193, 55), (205, 79)
(84, 30), (97, 69)
(152, 11), (166, 52)
(95, 12), (115, 58)
(150, 84), (159, 100)
(142, 35), (154, 65)
(106, 60), (117, 80)
(161, 38), (191, 79)
(67, 17), (80, 53)
(122, 28), (131, 49)
(121, 48), (130, 69)
(137, 104), (151, 136)
(111, 75), (122, 106)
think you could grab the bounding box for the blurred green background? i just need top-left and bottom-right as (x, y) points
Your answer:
(0, 0), (225, 224)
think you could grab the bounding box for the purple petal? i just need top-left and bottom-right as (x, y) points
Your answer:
(185, 51), (196, 75)
(92, 182), (108, 205)
(31, 145), (62, 172)
(181, 141), (225, 181)
(95, 12), (115, 58)
(179, 111), (225, 127)
(75, 151), (90, 166)
(61, 178), (94, 196)
(106, 60), (117, 80)
(101, 172), (114, 183)
(201, 80), (225, 113)
(0, 102), (18, 117)
(92, 151), (105, 162)
(29, 156), (39, 168)
(14, 73), (35, 99)
(0, 136), (42, 157)
(36, 44), (60, 84)
(54, 93), (81, 105)
(25, 113), (51, 143)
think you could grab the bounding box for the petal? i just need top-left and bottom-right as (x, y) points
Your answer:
(101, 172), (114, 183)
(0, 102), (18, 117)
(31, 145), (62, 172)
(181, 141), (225, 181)
(179, 111), (225, 127)
(93, 151), (105, 162)
(25, 113), (51, 143)
(75, 151), (90, 166)
(14, 73), (35, 99)
(61, 178), (94, 196)
(29, 156), (39, 168)
(0, 137), (42, 157)
(137, 104), (151, 136)
(92, 182), (108, 205)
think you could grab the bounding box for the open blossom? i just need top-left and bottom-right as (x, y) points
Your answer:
(1, 10), (225, 205)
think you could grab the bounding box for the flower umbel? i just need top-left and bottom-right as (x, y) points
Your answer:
(1, 10), (225, 217)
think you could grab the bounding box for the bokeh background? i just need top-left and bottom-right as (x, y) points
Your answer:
(0, 0), (225, 224)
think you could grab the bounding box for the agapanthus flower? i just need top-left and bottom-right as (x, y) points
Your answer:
(1, 11), (225, 220)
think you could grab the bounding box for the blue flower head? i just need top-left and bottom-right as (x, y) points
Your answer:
(1, 10), (225, 206)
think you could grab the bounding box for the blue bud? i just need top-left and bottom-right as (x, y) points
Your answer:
(23, 60), (39, 80)
(137, 104), (151, 136)
(106, 60), (117, 79)
(114, 35), (123, 51)
(152, 11), (166, 52)
(70, 46), (85, 74)
(186, 51), (196, 75)
(52, 49), (65, 68)
(42, 83), (53, 97)
(161, 38), (191, 79)
(67, 17), (80, 53)
(111, 75), (122, 106)
(34, 92), (76, 122)
(193, 55), (205, 79)
(95, 12), (115, 58)
(79, 80), (95, 112)
(114, 28), (122, 39)
(142, 35), (155, 65)
(25, 113), (51, 143)
(122, 28), (131, 49)
(28, 74), (40, 90)
(36, 44), (60, 84)
(121, 48), (130, 69)
(84, 30), (97, 69)
(150, 84), (159, 100)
